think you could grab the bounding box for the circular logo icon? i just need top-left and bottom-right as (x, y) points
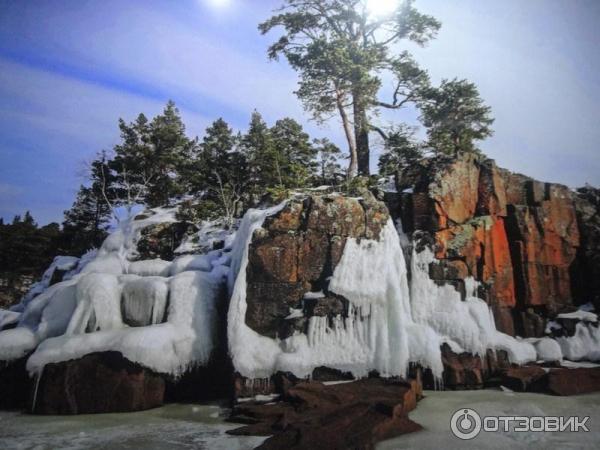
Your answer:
(450, 408), (482, 440)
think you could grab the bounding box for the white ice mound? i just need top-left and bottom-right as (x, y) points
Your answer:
(410, 247), (537, 368)
(0, 206), (230, 377)
(556, 322), (600, 361)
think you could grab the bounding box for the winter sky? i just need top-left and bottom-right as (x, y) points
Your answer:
(0, 0), (598, 224)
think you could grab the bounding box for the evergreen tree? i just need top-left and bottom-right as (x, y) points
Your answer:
(260, 0), (440, 176)
(196, 118), (237, 189)
(378, 125), (423, 176)
(61, 185), (110, 255)
(190, 118), (249, 225)
(146, 100), (192, 206)
(314, 138), (342, 185)
(0, 212), (60, 276)
(112, 101), (193, 209)
(242, 111), (276, 200)
(420, 79), (494, 156)
(270, 118), (317, 188)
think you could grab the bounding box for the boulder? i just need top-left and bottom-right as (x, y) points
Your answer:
(500, 366), (546, 392)
(136, 221), (198, 261)
(501, 366), (600, 396)
(243, 193), (390, 340)
(228, 377), (423, 450)
(32, 352), (165, 414)
(0, 356), (32, 410)
(543, 367), (600, 395)
(439, 344), (485, 389)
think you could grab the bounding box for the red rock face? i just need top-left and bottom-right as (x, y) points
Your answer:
(396, 154), (581, 337)
(244, 192), (389, 340)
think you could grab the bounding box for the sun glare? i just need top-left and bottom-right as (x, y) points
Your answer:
(205, 0), (232, 10)
(366, 0), (398, 17)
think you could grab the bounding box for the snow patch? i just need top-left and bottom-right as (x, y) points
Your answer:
(557, 310), (598, 322)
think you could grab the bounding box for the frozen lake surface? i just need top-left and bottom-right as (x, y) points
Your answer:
(0, 402), (266, 450)
(380, 389), (600, 449)
(1, 390), (599, 449)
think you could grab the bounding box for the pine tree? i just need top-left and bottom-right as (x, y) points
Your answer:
(270, 118), (317, 188)
(314, 138), (343, 185)
(61, 185), (110, 255)
(260, 0), (440, 176)
(378, 125), (423, 176)
(188, 118), (249, 225)
(197, 118), (237, 189)
(146, 100), (192, 206)
(420, 79), (494, 156)
(112, 101), (193, 209)
(242, 111), (276, 200)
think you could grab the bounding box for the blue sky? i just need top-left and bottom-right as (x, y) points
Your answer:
(0, 0), (598, 224)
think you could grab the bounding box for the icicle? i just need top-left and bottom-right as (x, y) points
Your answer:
(31, 368), (42, 413)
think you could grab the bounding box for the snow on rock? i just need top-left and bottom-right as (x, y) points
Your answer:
(227, 209), (539, 381)
(0, 205), (228, 378)
(303, 291), (325, 300)
(127, 259), (171, 277)
(556, 310), (598, 322)
(170, 254), (212, 275)
(0, 309), (21, 330)
(227, 203), (288, 379)
(11, 256), (80, 313)
(410, 247), (536, 369)
(66, 273), (123, 335)
(556, 322), (600, 361)
(0, 327), (37, 361)
(228, 209), (436, 379)
(175, 220), (237, 255)
(524, 337), (563, 362)
(26, 262), (224, 377)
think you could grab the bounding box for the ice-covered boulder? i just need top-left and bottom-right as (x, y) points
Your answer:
(0, 206), (233, 413)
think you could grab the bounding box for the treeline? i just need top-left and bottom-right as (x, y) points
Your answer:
(57, 102), (345, 256)
(0, 212), (63, 273)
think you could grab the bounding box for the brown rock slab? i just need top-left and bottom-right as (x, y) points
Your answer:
(228, 378), (423, 450)
(32, 351), (165, 414)
(500, 366), (546, 392)
(544, 367), (600, 396)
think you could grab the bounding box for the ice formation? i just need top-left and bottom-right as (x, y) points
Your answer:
(556, 322), (600, 361)
(227, 207), (542, 381)
(410, 248), (537, 367)
(0, 207), (229, 378)
(1, 197), (598, 386)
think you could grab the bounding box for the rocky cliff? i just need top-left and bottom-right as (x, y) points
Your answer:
(389, 153), (590, 338)
(1, 161), (599, 416)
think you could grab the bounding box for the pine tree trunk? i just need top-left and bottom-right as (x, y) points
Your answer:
(335, 89), (358, 178)
(352, 90), (370, 176)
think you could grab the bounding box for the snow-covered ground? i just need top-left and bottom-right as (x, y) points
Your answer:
(379, 389), (600, 450)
